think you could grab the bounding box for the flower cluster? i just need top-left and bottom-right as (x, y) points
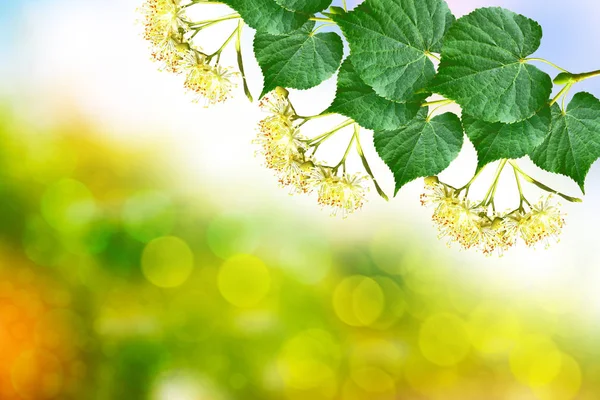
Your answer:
(181, 51), (238, 106)
(140, 0), (189, 72)
(139, 0), (238, 105)
(254, 89), (369, 218)
(421, 177), (565, 255)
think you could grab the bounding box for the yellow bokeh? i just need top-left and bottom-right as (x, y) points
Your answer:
(277, 329), (339, 399)
(404, 354), (459, 397)
(41, 179), (97, 233)
(533, 354), (582, 400)
(510, 334), (562, 387)
(468, 303), (521, 356)
(142, 236), (195, 288)
(419, 313), (471, 366)
(333, 276), (385, 327)
(218, 254), (270, 308)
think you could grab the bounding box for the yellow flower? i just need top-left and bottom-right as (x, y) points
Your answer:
(254, 120), (312, 193)
(259, 88), (295, 119)
(422, 180), (487, 251)
(515, 195), (565, 248)
(140, 0), (189, 72)
(310, 168), (368, 218)
(182, 51), (239, 106)
(479, 217), (512, 256)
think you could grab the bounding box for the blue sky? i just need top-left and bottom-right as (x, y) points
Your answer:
(0, 2), (19, 50)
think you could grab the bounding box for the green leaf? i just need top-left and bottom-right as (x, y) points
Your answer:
(463, 106), (551, 170)
(220, 0), (308, 35)
(374, 109), (464, 193)
(430, 7), (553, 123)
(331, 0), (455, 102)
(254, 22), (344, 97)
(530, 92), (600, 193)
(274, 0), (332, 14)
(328, 59), (427, 131)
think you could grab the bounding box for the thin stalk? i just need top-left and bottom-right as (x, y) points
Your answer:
(421, 99), (454, 108)
(309, 17), (333, 23)
(207, 27), (238, 63)
(342, 0), (347, 11)
(235, 21), (253, 103)
(188, 13), (240, 27)
(295, 112), (334, 121)
(354, 124), (389, 201)
(183, 0), (222, 8)
(573, 69), (600, 82)
(296, 112), (335, 127)
(525, 58), (568, 73)
(425, 51), (441, 62)
(485, 159), (508, 211)
(561, 83), (573, 112)
(549, 83), (572, 107)
(333, 132), (356, 173)
(478, 160), (507, 208)
(509, 161), (582, 203)
(307, 119), (354, 147)
(512, 164), (530, 210)
(458, 165), (486, 197)
(312, 22), (336, 34)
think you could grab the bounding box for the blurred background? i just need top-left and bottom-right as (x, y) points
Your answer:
(1, 0), (600, 399)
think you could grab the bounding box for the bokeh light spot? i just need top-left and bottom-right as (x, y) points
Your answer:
(333, 276), (385, 327)
(142, 236), (194, 288)
(206, 214), (259, 259)
(468, 303), (521, 356)
(277, 235), (332, 285)
(533, 354), (582, 400)
(351, 366), (395, 393)
(277, 329), (339, 398)
(218, 254), (270, 308)
(41, 179), (97, 233)
(510, 335), (563, 387)
(35, 309), (86, 361)
(122, 191), (175, 243)
(11, 350), (63, 399)
(419, 313), (470, 366)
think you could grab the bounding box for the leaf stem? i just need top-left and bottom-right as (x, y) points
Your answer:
(207, 27), (238, 63)
(477, 159), (507, 209)
(509, 161), (582, 203)
(573, 69), (600, 82)
(294, 112), (335, 121)
(549, 83), (572, 107)
(333, 130), (357, 173)
(484, 159), (507, 211)
(524, 58), (568, 73)
(235, 21), (253, 103)
(458, 165), (486, 197)
(309, 17), (334, 23)
(354, 124), (389, 201)
(295, 112), (334, 125)
(512, 164), (530, 210)
(307, 119), (354, 146)
(421, 99), (454, 108)
(189, 13), (240, 28)
(183, 0), (222, 8)
(425, 51), (440, 62)
(312, 22), (336, 34)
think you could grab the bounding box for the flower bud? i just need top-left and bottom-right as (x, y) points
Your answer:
(553, 72), (575, 85)
(275, 87), (289, 98)
(424, 176), (439, 186)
